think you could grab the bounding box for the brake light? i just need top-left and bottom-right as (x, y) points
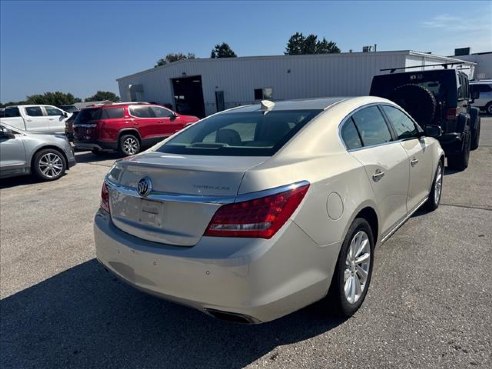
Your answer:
(204, 184), (310, 239)
(101, 182), (110, 213)
(446, 108), (458, 120)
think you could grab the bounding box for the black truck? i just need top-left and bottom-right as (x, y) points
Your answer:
(370, 65), (481, 171)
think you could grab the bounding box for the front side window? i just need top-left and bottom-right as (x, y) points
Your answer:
(25, 107), (43, 117)
(351, 106), (392, 146)
(45, 106), (63, 116)
(381, 105), (419, 140)
(129, 106), (154, 118)
(151, 106), (173, 118)
(156, 109), (322, 156)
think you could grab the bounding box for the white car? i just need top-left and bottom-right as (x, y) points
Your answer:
(94, 97), (444, 323)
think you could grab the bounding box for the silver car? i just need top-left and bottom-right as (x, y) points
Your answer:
(95, 97), (444, 323)
(0, 124), (76, 181)
(470, 80), (492, 115)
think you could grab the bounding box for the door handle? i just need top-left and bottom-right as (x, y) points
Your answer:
(372, 169), (385, 182)
(410, 158), (419, 167)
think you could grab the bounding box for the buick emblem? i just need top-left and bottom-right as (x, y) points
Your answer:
(137, 177), (152, 197)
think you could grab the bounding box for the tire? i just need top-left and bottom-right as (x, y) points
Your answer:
(390, 84), (437, 126)
(447, 130), (471, 171)
(471, 117), (480, 150)
(424, 160), (444, 212)
(119, 134), (140, 156)
(328, 218), (375, 317)
(33, 148), (66, 181)
(486, 102), (492, 116)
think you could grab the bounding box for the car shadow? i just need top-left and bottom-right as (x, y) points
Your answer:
(444, 166), (462, 176)
(0, 259), (345, 369)
(74, 151), (123, 164)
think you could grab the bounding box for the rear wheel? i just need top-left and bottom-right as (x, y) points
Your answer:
(424, 160), (444, 211)
(119, 134), (140, 156)
(447, 130), (471, 171)
(33, 148), (66, 181)
(328, 218), (374, 317)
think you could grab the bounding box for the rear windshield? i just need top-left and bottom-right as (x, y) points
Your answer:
(75, 108), (102, 124)
(156, 109), (322, 156)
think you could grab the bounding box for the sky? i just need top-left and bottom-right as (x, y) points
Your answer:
(1, 0), (491, 103)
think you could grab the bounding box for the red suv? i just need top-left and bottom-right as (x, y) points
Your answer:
(73, 103), (199, 155)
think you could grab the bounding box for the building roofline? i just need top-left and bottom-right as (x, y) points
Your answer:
(116, 50), (475, 81)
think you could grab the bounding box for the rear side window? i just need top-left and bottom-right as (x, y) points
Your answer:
(129, 106), (154, 118)
(101, 107), (124, 119)
(341, 118), (362, 150)
(156, 109), (322, 156)
(352, 106), (392, 146)
(381, 105), (419, 140)
(471, 84), (492, 93)
(75, 108), (102, 124)
(25, 107), (43, 117)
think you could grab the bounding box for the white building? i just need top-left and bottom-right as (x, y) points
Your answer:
(116, 50), (475, 117)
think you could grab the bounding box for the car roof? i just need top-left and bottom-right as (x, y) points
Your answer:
(225, 97), (349, 113)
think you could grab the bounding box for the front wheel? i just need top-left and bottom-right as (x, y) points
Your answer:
(424, 160), (444, 212)
(119, 134), (140, 156)
(33, 149), (66, 181)
(328, 218), (374, 317)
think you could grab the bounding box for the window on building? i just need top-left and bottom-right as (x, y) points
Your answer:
(254, 88), (273, 100)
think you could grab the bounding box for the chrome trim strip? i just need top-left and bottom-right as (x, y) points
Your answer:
(105, 177), (310, 205)
(380, 196), (428, 244)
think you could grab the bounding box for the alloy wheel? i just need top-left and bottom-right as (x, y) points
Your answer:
(122, 137), (139, 155)
(344, 231), (371, 304)
(38, 152), (64, 179)
(434, 164), (443, 205)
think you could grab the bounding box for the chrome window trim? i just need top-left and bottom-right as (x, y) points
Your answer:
(338, 103), (423, 152)
(105, 177), (310, 205)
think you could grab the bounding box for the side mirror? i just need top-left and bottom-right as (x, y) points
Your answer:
(170, 113), (177, 121)
(63, 111), (69, 118)
(424, 125), (442, 138)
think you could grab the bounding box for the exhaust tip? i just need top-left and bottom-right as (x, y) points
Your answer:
(205, 309), (258, 324)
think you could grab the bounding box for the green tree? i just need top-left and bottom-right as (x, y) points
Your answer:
(285, 32), (341, 55)
(155, 52), (196, 67)
(25, 91), (81, 106)
(85, 91), (120, 102)
(210, 43), (237, 58)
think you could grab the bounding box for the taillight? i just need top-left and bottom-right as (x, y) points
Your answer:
(101, 182), (110, 213)
(446, 108), (458, 120)
(204, 184), (310, 239)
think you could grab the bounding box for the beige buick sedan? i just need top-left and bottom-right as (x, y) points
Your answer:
(95, 97), (444, 323)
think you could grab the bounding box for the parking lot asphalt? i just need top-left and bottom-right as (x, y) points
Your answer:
(1, 119), (491, 369)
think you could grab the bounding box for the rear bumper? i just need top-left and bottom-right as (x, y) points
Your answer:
(94, 210), (340, 323)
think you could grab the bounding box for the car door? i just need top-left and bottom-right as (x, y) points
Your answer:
(150, 106), (183, 139)
(128, 105), (159, 142)
(43, 105), (68, 133)
(381, 105), (433, 212)
(343, 105), (410, 236)
(22, 106), (51, 132)
(0, 126), (27, 177)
